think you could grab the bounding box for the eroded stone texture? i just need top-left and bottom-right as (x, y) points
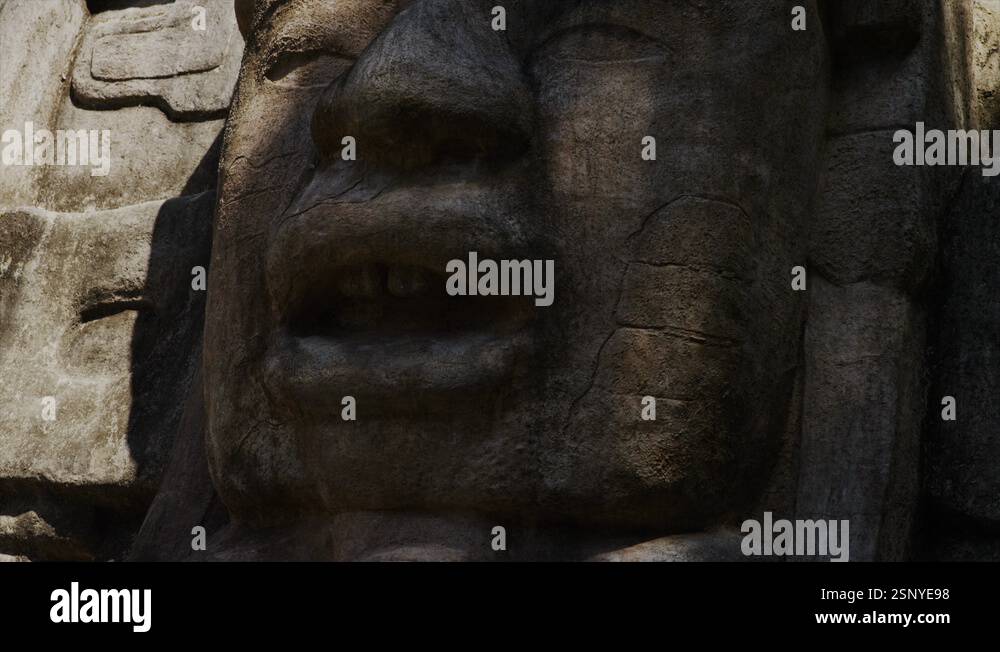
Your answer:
(974, 0), (1000, 126)
(3, 0), (1000, 562)
(795, 0), (983, 561)
(924, 5), (1000, 561)
(0, 0), (240, 560)
(72, 0), (243, 120)
(47, 0), (243, 211)
(117, 0), (1000, 562)
(193, 0), (823, 560)
(926, 171), (1000, 561)
(0, 195), (212, 560)
(0, 0), (89, 208)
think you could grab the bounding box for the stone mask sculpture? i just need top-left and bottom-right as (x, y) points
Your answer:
(3, 0), (999, 562)
(190, 0), (997, 560)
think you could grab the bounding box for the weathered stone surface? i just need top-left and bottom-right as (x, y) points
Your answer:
(37, 103), (224, 212)
(0, 195), (212, 560)
(2, 0), (1000, 563)
(71, 0), (244, 120)
(129, 367), (229, 562)
(793, 0), (984, 561)
(810, 134), (938, 290)
(926, 171), (1000, 557)
(0, 0), (88, 207)
(1, 2), (237, 215)
(975, 2), (1000, 125)
(0, 0), (239, 560)
(797, 279), (925, 561)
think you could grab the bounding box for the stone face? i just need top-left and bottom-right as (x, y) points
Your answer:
(2, 0), (1000, 562)
(200, 0), (827, 557)
(136, 0), (1000, 561)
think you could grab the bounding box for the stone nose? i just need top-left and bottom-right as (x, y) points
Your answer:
(310, 0), (533, 172)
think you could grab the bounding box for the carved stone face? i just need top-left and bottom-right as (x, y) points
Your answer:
(205, 0), (829, 534)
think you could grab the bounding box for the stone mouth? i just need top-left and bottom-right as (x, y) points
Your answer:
(283, 262), (532, 339)
(265, 264), (533, 414)
(262, 189), (538, 414)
